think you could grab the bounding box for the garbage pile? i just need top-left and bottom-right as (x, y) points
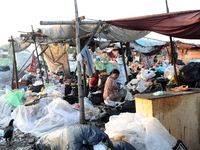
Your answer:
(0, 59), (196, 149)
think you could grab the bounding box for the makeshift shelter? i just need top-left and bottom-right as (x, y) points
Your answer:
(17, 22), (150, 78)
(106, 10), (200, 39)
(40, 43), (70, 77)
(130, 37), (167, 56)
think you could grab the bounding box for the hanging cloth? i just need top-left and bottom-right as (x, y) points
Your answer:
(80, 46), (95, 76)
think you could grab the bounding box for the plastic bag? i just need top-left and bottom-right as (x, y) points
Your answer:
(125, 91), (134, 101)
(112, 140), (136, 150)
(105, 62), (114, 74)
(93, 142), (107, 150)
(33, 124), (114, 150)
(155, 67), (166, 73)
(143, 117), (177, 150)
(95, 61), (106, 71)
(164, 65), (174, 80)
(4, 89), (25, 107)
(140, 68), (156, 81)
(105, 113), (177, 150)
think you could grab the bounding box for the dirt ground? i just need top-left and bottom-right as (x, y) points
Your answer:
(0, 119), (106, 150)
(0, 128), (36, 150)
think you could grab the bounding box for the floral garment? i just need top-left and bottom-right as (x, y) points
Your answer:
(103, 76), (122, 101)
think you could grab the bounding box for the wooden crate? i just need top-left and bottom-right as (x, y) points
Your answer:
(135, 89), (200, 150)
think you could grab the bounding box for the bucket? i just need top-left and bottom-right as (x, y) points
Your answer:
(19, 85), (28, 91)
(12, 82), (27, 89)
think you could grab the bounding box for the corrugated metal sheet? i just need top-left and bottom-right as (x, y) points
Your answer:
(135, 37), (167, 47)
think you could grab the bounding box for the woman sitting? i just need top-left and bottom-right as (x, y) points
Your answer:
(103, 69), (122, 106)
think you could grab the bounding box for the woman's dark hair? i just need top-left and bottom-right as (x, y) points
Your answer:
(110, 69), (120, 75)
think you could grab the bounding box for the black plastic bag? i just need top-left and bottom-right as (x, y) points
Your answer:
(65, 84), (72, 96)
(143, 83), (163, 93)
(112, 140), (136, 150)
(31, 84), (44, 93)
(115, 101), (136, 113)
(0, 66), (10, 71)
(179, 62), (200, 83)
(63, 95), (78, 104)
(99, 101), (135, 123)
(71, 85), (78, 96)
(97, 75), (109, 92)
(88, 92), (104, 105)
(32, 124), (114, 150)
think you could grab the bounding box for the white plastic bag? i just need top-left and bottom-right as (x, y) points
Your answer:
(140, 68), (156, 80)
(93, 142), (107, 150)
(142, 117), (177, 150)
(164, 64), (175, 80)
(125, 91), (134, 101)
(105, 113), (177, 150)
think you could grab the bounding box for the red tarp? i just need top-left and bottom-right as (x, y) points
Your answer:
(106, 10), (200, 39)
(26, 54), (36, 73)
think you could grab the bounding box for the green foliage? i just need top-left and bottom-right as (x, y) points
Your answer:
(0, 44), (9, 49)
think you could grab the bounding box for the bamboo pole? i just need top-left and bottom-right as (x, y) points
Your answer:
(165, 0), (179, 86)
(31, 25), (45, 86)
(18, 49), (35, 72)
(120, 42), (128, 83)
(18, 47), (48, 77)
(9, 36), (19, 89)
(74, 0), (85, 124)
(40, 20), (100, 25)
(40, 49), (49, 83)
(82, 21), (102, 96)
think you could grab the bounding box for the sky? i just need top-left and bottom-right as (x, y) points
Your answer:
(1, 0), (200, 46)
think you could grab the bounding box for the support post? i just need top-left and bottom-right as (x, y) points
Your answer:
(165, 0), (179, 86)
(120, 42), (128, 83)
(9, 36), (19, 89)
(74, 0), (85, 124)
(82, 21), (102, 96)
(31, 25), (45, 86)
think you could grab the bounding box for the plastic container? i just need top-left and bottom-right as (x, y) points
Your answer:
(12, 81), (27, 89)
(0, 129), (4, 137)
(19, 85), (28, 91)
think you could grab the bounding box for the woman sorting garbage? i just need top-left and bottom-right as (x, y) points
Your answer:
(103, 69), (122, 106)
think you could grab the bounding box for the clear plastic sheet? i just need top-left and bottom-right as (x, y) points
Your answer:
(105, 113), (176, 150)
(0, 95), (14, 121)
(11, 97), (79, 137)
(0, 70), (12, 90)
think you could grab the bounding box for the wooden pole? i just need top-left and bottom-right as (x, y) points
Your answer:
(9, 36), (19, 89)
(31, 25), (45, 86)
(165, 0), (179, 86)
(18, 47), (48, 77)
(18, 49), (35, 72)
(74, 0), (85, 124)
(40, 49), (49, 83)
(120, 42), (129, 83)
(40, 20), (100, 25)
(82, 21), (102, 96)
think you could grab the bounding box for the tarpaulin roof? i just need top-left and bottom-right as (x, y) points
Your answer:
(135, 37), (167, 47)
(38, 24), (150, 43)
(106, 10), (200, 39)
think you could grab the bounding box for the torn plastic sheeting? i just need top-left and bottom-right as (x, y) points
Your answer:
(32, 124), (114, 150)
(0, 95), (15, 120)
(0, 70), (12, 90)
(105, 113), (177, 150)
(11, 97), (79, 137)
